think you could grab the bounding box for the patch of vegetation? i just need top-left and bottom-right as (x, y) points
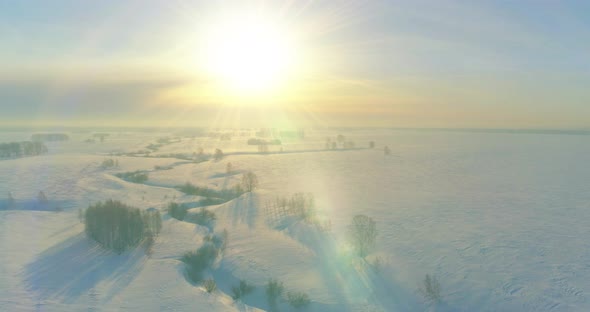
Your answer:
(178, 182), (244, 203)
(241, 171), (259, 192)
(286, 291), (310, 309)
(167, 202), (187, 221)
(115, 171), (148, 183)
(193, 207), (216, 227)
(231, 279), (255, 301)
(181, 243), (219, 283)
(203, 278), (217, 293)
(266, 279), (284, 311)
(419, 274), (442, 303)
(100, 158), (119, 169)
(272, 193), (316, 221)
(347, 214), (378, 258)
(214, 148), (224, 161)
(84, 200), (162, 254)
(0, 141), (48, 158)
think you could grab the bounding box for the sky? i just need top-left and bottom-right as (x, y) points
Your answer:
(1, 0), (589, 128)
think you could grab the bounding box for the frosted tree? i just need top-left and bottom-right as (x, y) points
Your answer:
(241, 171), (259, 192)
(37, 191), (48, 204)
(347, 214), (378, 258)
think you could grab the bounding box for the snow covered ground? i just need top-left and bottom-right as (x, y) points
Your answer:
(1, 128), (589, 311)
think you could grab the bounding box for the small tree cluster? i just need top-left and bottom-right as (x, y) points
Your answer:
(167, 202), (187, 221)
(0, 141), (48, 158)
(347, 214), (378, 258)
(286, 291), (310, 309)
(231, 279), (255, 301)
(241, 171), (259, 192)
(182, 243), (220, 283)
(84, 200), (161, 253)
(266, 279), (284, 311)
(214, 148), (224, 161)
(193, 207), (216, 228)
(419, 274), (442, 303)
(115, 171), (148, 183)
(100, 158), (119, 169)
(203, 278), (217, 293)
(178, 182), (243, 200)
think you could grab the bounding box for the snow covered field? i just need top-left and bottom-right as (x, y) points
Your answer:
(1, 128), (589, 311)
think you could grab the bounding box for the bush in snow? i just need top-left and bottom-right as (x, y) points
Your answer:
(286, 291), (310, 309)
(214, 148), (224, 161)
(202, 230), (227, 251)
(419, 274), (442, 303)
(231, 279), (255, 301)
(241, 171), (259, 192)
(167, 202), (187, 221)
(115, 171), (148, 183)
(100, 158), (118, 169)
(84, 200), (161, 254)
(266, 278), (284, 311)
(203, 278), (217, 293)
(193, 207), (216, 227)
(182, 243), (219, 283)
(347, 214), (378, 258)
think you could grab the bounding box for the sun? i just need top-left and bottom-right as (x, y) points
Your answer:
(200, 14), (297, 94)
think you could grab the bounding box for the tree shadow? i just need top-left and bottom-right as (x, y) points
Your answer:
(23, 233), (147, 303)
(228, 193), (258, 229)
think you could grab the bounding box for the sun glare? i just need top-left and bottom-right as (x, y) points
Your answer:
(200, 14), (297, 94)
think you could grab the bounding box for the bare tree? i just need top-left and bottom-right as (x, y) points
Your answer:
(241, 171), (259, 192)
(347, 214), (378, 258)
(214, 148), (224, 161)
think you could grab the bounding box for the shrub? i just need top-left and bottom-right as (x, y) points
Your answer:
(226, 162), (233, 174)
(231, 279), (255, 301)
(181, 243), (219, 283)
(178, 182), (244, 202)
(0, 141), (48, 158)
(214, 148), (224, 161)
(84, 200), (161, 253)
(100, 158), (118, 168)
(115, 171), (148, 183)
(203, 278), (217, 293)
(347, 214), (378, 258)
(266, 279), (284, 310)
(241, 171), (259, 192)
(287, 291), (310, 309)
(167, 202), (187, 221)
(419, 274), (442, 303)
(194, 207), (216, 227)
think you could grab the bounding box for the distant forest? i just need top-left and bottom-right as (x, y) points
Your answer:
(0, 141), (48, 158)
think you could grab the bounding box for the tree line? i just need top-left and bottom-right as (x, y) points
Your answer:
(0, 141), (48, 158)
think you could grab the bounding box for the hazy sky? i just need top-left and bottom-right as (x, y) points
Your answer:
(1, 0), (589, 128)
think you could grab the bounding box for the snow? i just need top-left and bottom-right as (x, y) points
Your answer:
(1, 129), (590, 311)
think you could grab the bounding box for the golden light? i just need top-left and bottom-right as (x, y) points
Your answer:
(199, 13), (298, 94)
